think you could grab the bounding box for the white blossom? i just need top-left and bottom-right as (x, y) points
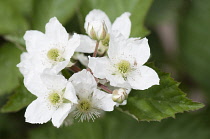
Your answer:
(69, 69), (115, 122)
(17, 17), (80, 93)
(25, 72), (77, 128)
(76, 9), (131, 54)
(88, 32), (160, 90)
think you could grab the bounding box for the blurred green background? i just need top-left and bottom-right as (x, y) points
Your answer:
(0, 0), (210, 138)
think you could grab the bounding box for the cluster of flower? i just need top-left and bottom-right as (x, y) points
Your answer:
(17, 9), (160, 128)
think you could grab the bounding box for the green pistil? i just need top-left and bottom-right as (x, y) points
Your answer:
(117, 60), (131, 74)
(47, 48), (60, 61)
(48, 92), (61, 105)
(79, 100), (91, 112)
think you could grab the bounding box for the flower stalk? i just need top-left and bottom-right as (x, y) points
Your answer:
(93, 41), (100, 57)
(98, 83), (113, 94)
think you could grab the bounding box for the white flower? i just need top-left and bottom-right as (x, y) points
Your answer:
(69, 69), (115, 122)
(24, 17), (80, 73)
(86, 20), (107, 41)
(25, 72), (77, 128)
(17, 17), (80, 93)
(76, 9), (131, 53)
(88, 32), (160, 90)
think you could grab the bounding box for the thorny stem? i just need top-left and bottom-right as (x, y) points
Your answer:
(93, 41), (100, 57)
(69, 65), (112, 94)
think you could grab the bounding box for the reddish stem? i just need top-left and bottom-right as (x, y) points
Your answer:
(98, 83), (113, 94)
(93, 41), (100, 57)
(69, 65), (81, 73)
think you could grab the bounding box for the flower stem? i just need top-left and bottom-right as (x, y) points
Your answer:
(98, 83), (113, 94)
(93, 41), (100, 57)
(69, 65), (81, 73)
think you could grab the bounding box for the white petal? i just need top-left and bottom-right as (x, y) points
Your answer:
(20, 52), (47, 74)
(25, 98), (55, 124)
(69, 70), (97, 98)
(45, 17), (69, 42)
(88, 56), (130, 88)
(127, 37), (150, 65)
(75, 35), (96, 53)
(51, 60), (69, 73)
(88, 56), (110, 79)
(75, 53), (89, 67)
(24, 30), (46, 53)
(107, 73), (130, 88)
(108, 33), (150, 66)
(52, 103), (72, 128)
(41, 71), (67, 91)
(64, 33), (80, 59)
(107, 32), (127, 59)
(92, 89), (115, 111)
(23, 71), (47, 96)
(127, 65), (159, 90)
(17, 52), (31, 75)
(84, 9), (112, 32)
(18, 54), (46, 92)
(64, 82), (78, 104)
(112, 12), (131, 38)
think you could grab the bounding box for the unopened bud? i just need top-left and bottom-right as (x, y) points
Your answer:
(112, 88), (128, 103)
(86, 21), (107, 41)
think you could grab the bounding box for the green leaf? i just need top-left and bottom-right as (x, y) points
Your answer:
(1, 82), (36, 113)
(79, 0), (153, 37)
(179, 0), (210, 98)
(0, 0), (30, 35)
(32, 0), (80, 31)
(119, 64), (204, 121)
(0, 43), (22, 96)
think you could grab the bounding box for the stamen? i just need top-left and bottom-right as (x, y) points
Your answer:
(48, 91), (62, 106)
(74, 100), (101, 122)
(47, 48), (60, 61)
(117, 60), (131, 74)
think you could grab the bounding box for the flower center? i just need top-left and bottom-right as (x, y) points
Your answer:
(117, 60), (131, 74)
(74, 99), (101, 122)
(47, 48), (60, 61)
(78, 100), (91, 112)
(48, 92), (62, 105)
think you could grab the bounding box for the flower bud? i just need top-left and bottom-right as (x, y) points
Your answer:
(112, 88), (128, 103)
(86, 21), (107, 41)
